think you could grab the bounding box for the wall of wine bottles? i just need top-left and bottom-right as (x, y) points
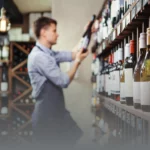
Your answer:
(0, 40), (35, 143)
(9, 41), (35, 142)
(91, 0), (150, 145)
(0, 32), (12, 143)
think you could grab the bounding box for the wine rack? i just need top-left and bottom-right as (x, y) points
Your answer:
(0, 33), (11, 120)
(97, 0), (150, 57)
(91, 0), (150, 146)
(0, 118), (10, 145)
(9, 41), (35, 142)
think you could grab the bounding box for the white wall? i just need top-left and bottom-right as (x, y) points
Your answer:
(52, 0), (104, 143)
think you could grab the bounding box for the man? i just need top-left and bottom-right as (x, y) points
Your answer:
(27, 17), (89, 148)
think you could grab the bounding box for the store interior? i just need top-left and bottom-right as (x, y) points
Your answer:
(0, 0), (150, 149)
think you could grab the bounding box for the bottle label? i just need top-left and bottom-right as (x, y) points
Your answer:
(131, 6), (136, 20)
(2, 48), (9, 59)
(105, 74), (109, 93)
(126, 12), (131, 25)
(122, 19), (126, 31)
(145, 60), (150, 76)
(113, 71), (120, 94)
(118, 48), (123, 61)
(120, 83), (125, 98)
(141, 81), (150, 105)
(133, 82), (140, 104)
(108, 74), (111, 96)
(125, 68), (133, 97)
(81, 36), (89, 49)
(94, 58), (100, 75)
(1, 82), (8, 91)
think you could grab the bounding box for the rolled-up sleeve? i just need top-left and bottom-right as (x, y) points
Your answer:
(35, 53), (70, 88)
(54, 51), (73, 63)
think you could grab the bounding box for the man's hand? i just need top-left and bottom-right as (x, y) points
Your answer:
(75, 48), (89, 64)
(72, 51), (77, 60)
(68, 49), (89, 83)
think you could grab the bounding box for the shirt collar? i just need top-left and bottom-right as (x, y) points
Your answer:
(36, 41), (53, 55)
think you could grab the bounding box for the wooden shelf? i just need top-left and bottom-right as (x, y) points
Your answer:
(0, 91), (10, 95)
(0, 114), (9, 118)
(15, 72), (28, 75)
(12, 60), (27, 72)
(97, 1), (150, 57)
(10, 41), (35, 43)
(15, 104), (35, 107)
(0, 60), (10, 64)
(99, 94), (150, 121)
(12, 87), (32, 103)
(11, 104), (31, 120)
(16, 120), (31, 132)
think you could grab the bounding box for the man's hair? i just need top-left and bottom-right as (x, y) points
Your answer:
(33, 17), (57, 39)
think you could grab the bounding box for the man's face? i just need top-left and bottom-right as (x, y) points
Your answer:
(42, 23), (59, 45)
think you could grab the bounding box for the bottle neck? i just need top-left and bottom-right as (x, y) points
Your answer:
(147, 44), (150, 50)
(139, 48), (146, 55)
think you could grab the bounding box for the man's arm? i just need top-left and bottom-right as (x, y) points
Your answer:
(35, 53), (70, 88)
(54, 51), (73, 63)
(35, 49), (88, 88)
(54, 38), (82, 63)
(67, 49), (89, 83)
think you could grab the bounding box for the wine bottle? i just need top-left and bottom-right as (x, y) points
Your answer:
(32, 99), (36, 104)
(103, 58), (108, 96)
(120, 41), (126, 104)
(25, 98), (30, 104)
(24, 131), (28, 136)
(112, 48), (119, 100)
(0, 40), (3, 60)
(128, 0), (132, 9)
(124, 0), (128, 13)
(124, 40), (136, 106)
(105, 63), (109, 97)
(0, 107), (8, 115)
(91, 54), (97, 83)
(109, 50), (114, 99)
(112, 47), (120, 101)
(79, 15), (96, 53)
(140, 28), (150, 112)
(114, 46), (123, 101)
(107, 54), (111, 97)
(1, 63), (8, 92)
(111, 0), (118, 28)
(99, 59), (104, 95)
(29, 131), (33, 136)
(122, 43), (130, 104)
(2, 38), (9, 61)
(133, 32), (146, 109)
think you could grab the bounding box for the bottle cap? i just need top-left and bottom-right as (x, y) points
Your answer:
(109, 54), (112, 64)
(130, 40), (135, 54)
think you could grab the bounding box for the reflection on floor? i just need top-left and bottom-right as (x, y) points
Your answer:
(91, 100), (149, 147)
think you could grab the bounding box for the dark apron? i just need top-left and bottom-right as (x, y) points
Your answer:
(32, 79), (83, 147)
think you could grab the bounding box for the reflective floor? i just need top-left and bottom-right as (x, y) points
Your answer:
(91, 100), (150, 148)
